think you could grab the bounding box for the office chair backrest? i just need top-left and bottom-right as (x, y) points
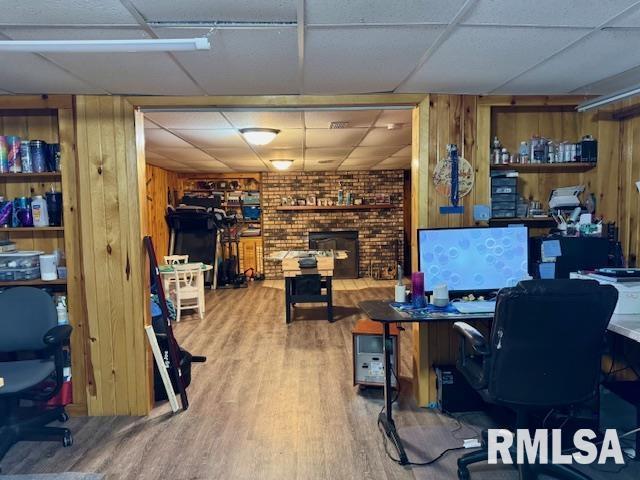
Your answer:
(488, 279), (618, 407)
(0, 287), (58, 352)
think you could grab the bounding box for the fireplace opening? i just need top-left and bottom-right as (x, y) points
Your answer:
(309, 231), (359, 279)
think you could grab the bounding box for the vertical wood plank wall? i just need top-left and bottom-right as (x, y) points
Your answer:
(145, 164), (179, 261)
(74, 96), (149, 416)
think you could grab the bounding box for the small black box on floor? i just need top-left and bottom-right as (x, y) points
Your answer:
(434, 364), (484, 413)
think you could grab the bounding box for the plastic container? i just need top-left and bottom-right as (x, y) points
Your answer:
(0, 251), (43, 269)
(6, 135), (21, 173)
(56, 296), (68, 325)
(0, 136), (8, 173)
(0, 266), (41, 281)
(31, 195), (49, 227)
(30, 140), (48, 173)
(39, 253), (58, 281)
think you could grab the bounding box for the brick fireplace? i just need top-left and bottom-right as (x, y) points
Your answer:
(262, 170), (405, 279)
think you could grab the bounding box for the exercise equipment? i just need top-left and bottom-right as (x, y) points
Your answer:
(216, 210), (247, 289)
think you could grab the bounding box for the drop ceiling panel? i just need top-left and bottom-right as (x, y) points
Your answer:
(348, 146), (404, 158)
(499, 29), (640, 94)
(392, 146), (412, 157)
(147, 148), (218, 163)
(305, 128), (367, 147)
(399, 26), (586, 93)
(304, 110), (380, 128)
(224, 111), (303, 129)
(174, 129), (247, 148)
(145, 129), (193, 148)
(462, 0), (637, 27)
(304, 148), (352, 161)
(571, 64), (640, 95)
(267, 129), (304, 148)
(305, 0), (466, 24)
(156, 27), (299, 94)
(183, 159), (233, 171)
(204, 148), (261, 162)
(360, 127), (411, 147)
(256, 148), (303, 160)
(304, 26), (444, 94)
(610, 7), (640, 26)
(5, 28), (202, 95)
(375, 110), (412, 127)
(145, 111), (231, 130)
(0, 1), (137, 25)
(0, 52), (100, 94)
(131, 0), (297, 22)
(340, 158), (382, 166)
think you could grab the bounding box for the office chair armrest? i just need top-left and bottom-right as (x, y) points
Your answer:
(43, 325), (72, 346)
(453, 322), (490, 356)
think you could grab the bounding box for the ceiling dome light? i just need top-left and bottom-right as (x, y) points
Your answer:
(239, 128), (280, 145)
(270, 159), (294, 171)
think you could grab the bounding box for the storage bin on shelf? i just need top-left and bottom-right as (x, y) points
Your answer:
(0, 250), (43, 281)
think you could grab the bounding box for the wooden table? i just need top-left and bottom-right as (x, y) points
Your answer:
(159, 263), (213, 318)
(270, 250), (347, 324)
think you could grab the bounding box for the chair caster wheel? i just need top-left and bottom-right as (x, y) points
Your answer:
(59, 412), (70, 423)
(457, 468), (470, 480)
(62, 431), (73, 447)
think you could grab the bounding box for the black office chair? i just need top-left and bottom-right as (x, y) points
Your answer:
(453, 279), (618, 480)
(0, 287), (74, 468)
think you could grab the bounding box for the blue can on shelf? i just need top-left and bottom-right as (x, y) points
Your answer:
(12, 197), (33, 227)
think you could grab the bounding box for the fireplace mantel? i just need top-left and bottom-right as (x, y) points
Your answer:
(275, 204), (393, 212)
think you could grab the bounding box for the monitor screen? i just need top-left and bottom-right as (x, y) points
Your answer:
(418, 226), (529, 293)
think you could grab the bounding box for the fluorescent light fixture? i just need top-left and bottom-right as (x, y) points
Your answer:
(577, 83), (640, 112)
(239, 128), (280, 146)
(0, 38), (210, 53)
(270, 159), (293, 170)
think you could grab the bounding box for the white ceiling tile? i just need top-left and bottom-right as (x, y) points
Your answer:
(174, 129), (247, 148)
(306, 0), (466, 24)
(572, 64), (640, 95)
(399, 26), (586, 94)
(0, 1), (137, 25)
(304, 110), (380, 128)
(340, 158), (381, 166)
(0, 52), (101, 93)
(224, 111), (303, 129)
(5, 28), (202, 95)
(147, 148), (217, 163)
(256, 148), (303, 161)
(348, 146), (404, 158)
(500, 29), (640, 94)
(156, 28), (299, 94)
(184, 159), (233, 171)
(304, 148), (352, 161)
(360, 127), (411, 147)
(463, 0), (637, 27)
(132, 0), (297, 22)
(305, 128), (367, 147)
(375, 110), (412, 127)
(266, 129), (304, 148)
(145, 129), (193, 148)
(304, 26), (444, 94)
(204, 148), (261, 162)
(610, 7), (640, 26)
(392, 146), (412, 157)
(145, 111), (231, 130)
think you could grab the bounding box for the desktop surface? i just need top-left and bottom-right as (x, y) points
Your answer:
(359, 300), (494, 323)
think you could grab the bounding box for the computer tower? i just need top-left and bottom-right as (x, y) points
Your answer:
(352, 319), (399, 388)
(434, 364), (484, 413)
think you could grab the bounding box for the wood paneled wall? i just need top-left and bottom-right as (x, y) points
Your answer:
(145, 164), (179, 261)
(75, 96), (149, 416)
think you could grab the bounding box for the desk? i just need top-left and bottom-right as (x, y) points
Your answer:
(359, 299), (492, 465)
(159, 263), (213, 319)
(608, 314), (640, 343)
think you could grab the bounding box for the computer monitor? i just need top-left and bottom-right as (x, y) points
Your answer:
(418, 226), (529, 295)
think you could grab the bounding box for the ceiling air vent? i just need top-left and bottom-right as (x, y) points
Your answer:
(329, 121), (350, 129)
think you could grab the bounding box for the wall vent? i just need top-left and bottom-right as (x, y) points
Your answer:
(329, 121), (350, 129)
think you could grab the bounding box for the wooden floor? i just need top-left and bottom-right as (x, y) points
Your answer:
(3, 283), (638, 479)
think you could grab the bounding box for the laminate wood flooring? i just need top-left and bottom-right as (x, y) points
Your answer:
(3, 283), (637, 480)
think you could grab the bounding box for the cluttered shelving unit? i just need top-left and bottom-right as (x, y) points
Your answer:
(181, 173), (264, 276)
(477, 99), (604, 230)
(0, 97), (87, 415)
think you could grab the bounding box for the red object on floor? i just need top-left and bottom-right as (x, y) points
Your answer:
(46, 380), (73, 407)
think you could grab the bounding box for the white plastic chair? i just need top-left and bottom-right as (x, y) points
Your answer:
(164, 255), (189, 265)
(171, 264), (204, 322)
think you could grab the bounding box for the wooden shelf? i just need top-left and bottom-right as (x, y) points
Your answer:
(0, 226), (64, 232)
(0, 278), (67, 287)
(489, 217), (557, 228)
(490, 163), (596, 173)
(275, 204), (394, 212)
(0, 172), (62, 180)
